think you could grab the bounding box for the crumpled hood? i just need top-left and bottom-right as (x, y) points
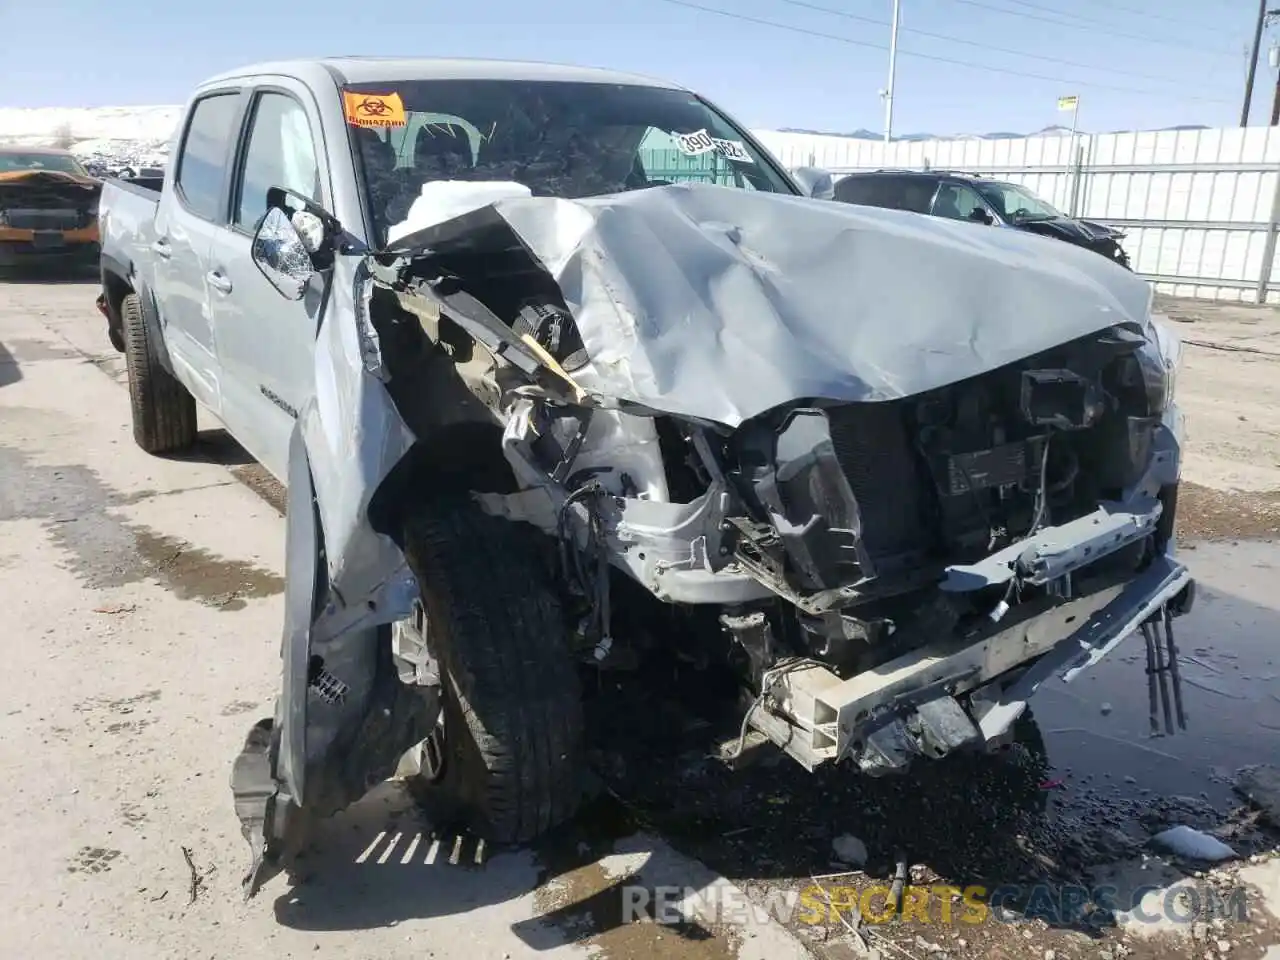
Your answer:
(0, 169), (99, 189)
(1016, 216), (1123, 245)
(390, 183), (1153, 427)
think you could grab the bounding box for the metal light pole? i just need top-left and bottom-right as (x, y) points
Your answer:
(883, 0), (901, 143)
(1264, 12), (1280, 125)
(1243, 0), (1269, 126)
(1270, 42), (1280, 125)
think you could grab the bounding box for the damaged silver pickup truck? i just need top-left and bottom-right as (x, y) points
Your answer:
(95, 58), (1193, 895)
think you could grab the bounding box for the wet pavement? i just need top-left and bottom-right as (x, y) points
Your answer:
(1035, 538), (1280, 815)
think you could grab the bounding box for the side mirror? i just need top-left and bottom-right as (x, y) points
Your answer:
(251, 186), (346, 301)
(252, 207), (316, 300)
(792, 166), (835, 201)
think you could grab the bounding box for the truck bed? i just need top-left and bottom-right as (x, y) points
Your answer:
(98, 177), (161, 277)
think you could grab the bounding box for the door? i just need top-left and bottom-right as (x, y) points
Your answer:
(207, 84), (328, 481)
(151, 90), (244, 413)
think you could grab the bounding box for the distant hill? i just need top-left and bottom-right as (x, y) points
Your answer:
(775, 124), (1211, 141)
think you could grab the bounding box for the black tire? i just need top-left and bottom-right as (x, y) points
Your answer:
(401, 500), (583, 843)
(121, 292), (196, 454)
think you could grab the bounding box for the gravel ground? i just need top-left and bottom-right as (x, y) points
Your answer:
(2, 274), (1278, 960)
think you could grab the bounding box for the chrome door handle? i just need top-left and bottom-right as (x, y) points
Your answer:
(151, 238), (171, 259)
(207, 271), (232, 294)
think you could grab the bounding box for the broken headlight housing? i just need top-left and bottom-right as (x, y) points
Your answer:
(1109, 318), (1179, 419)
(1131, 340), (1171, 415)
(1140, 320), (1181, 414)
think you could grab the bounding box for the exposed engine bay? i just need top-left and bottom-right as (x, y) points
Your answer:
(356, 183), (1192, 778)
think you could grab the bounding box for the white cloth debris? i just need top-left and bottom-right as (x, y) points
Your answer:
(291, 211), (326, 254)
(385, 180), (531, 245)
(831, 834), (868, 867)
(1149, 825), (1236, 862)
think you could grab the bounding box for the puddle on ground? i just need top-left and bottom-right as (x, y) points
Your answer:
(130, 526), (282, 609)
(1033, 538), (1280, 818)
(0, 443), (282, 609)
(535, 860), (737, 960)
(532, 799), (740, 960)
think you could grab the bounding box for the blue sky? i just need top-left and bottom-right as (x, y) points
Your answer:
(0, 0), (1262, 135)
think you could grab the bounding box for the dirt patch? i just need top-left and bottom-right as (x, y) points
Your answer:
(1155, 295), (1280, 495)
(1177, 483), (1280, 542)
(230, 464), (286, 516)
(74, 689), (161, 715)
(68, 847), (121, 875)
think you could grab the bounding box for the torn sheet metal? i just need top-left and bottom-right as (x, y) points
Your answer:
(387, 182), (1155, 427)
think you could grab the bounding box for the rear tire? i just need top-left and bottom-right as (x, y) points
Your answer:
(401, 500), (583, 843)
(121, 292), (196, 454)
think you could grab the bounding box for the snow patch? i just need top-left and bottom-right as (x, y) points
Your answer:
(0, 105), (180, 147)
(0, 105), (178, 176)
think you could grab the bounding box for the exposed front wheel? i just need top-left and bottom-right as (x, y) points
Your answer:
(121, 292), (196, 454)
(400, 500), (584, 843)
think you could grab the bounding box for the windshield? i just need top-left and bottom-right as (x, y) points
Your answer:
(0, 152), (89, 176)
(975, 181), (1062, 222)
(344, 79), (796, 244)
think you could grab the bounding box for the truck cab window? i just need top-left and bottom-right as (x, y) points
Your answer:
(346, 79), (795, 244)
(175, 93), (241, 221)
(235, 92), (320, 228)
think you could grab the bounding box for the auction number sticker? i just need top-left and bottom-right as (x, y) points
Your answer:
(675, 129), (754, 162)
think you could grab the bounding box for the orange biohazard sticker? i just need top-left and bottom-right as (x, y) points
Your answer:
(343, 91), (407, 128)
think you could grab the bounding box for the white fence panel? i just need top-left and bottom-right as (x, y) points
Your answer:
(751, 126), (1280, 304)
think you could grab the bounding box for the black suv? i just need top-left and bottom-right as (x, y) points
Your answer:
(832, 169), (1130, 269)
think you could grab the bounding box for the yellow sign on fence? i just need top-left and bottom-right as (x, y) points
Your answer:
(1057, 95), (1079, 111)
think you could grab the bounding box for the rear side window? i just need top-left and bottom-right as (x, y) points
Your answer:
(834, 175), (935, 214)
(234, 92), (321, 228)
(175, 93), (241, 221)
(834, 176), (881, 205)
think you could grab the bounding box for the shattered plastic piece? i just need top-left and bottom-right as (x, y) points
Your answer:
(1148, 825), (1236, 862)
(832, 834), (868, 867)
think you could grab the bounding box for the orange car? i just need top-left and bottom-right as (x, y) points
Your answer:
(0, 146), (102, 269)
